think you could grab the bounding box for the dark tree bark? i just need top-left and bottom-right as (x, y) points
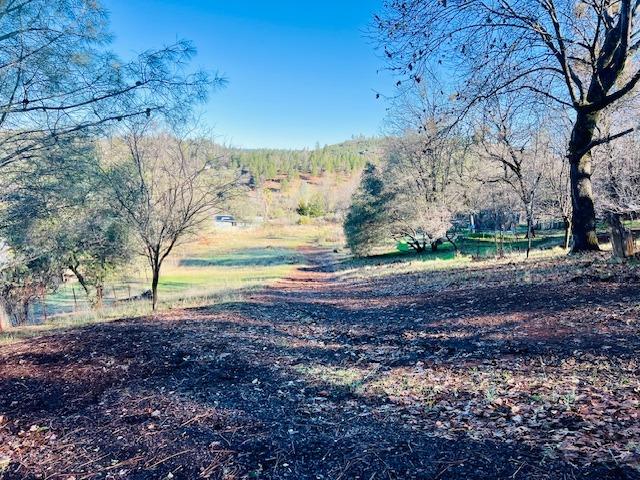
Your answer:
(526, 218), (533, 259)
(69, 264), (90, 296)
(446, 231), (459, 254)
(151, 255), (161, 311)
(568, 110), (601, 251)
(608, 213), (635, 258)
(410, 242), (427, 254)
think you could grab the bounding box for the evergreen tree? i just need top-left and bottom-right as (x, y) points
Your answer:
(344, 163), (388, 256)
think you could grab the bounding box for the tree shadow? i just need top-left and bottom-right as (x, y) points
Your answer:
(1, 259), (639, 479)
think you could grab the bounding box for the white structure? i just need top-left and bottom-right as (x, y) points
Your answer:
(214, 214), (236, 228)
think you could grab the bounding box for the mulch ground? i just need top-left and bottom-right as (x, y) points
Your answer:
(1, 250), (639, 479)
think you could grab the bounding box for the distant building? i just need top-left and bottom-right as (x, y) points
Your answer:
(214, 214), (237, 227)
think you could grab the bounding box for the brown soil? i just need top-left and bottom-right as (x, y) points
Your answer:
(1, 250), (639, 479)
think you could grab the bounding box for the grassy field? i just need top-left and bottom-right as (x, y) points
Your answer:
(0, 222), (626, 344)
(0, 222), (343, 342)
(339, 230), (568, 274)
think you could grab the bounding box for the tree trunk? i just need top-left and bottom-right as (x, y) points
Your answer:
(525, 225), (536, 238)
(151, 263), (160, 311)
(526, 217), (533, 259)
(568, 110), (600, 252)
(563, 217), (572, 250)
(446, 232), (458, 254)
(7, 299), (31, 327)
(20, 301), (29, 326)
(607, 213), (635, 259)
(69, 264), (90, 296)
(95, 284), (104, 310)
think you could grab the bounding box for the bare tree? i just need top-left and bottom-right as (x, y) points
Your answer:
(102, 121), (241, 310)
(593, 134), (640, 257)
(387, 197), (454, 252)
(543, 153), (574, 249)
(376, 0), (640, 251)
(475, 99), (550, 257)
(382, 131), (466, 252)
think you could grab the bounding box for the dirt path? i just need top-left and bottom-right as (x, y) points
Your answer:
(1, 249), (639, 479)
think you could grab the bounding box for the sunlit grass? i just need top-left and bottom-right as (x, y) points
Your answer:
(294, 364), (370, 393)
(0, 222), (587, 344)
(337, 244), (569, 282)
(1, 222), (344, 344)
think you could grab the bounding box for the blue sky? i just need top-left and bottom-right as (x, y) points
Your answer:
(103, 1), (391, 149)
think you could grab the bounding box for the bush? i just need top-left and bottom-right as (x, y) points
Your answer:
(297, 197), (325, 218)
(297, 215), (314, 225)
(0, 255), (62, 326)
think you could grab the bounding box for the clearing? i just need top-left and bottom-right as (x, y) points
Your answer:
(1, 248), (639, 479)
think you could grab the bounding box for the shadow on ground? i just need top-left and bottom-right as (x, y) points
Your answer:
(1, 251), (639, 479)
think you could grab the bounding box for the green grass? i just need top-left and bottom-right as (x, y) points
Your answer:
(457, 231), (565, 256)
(625, 219), (640, 229)
(341, 231), (565, 271)
(334, 230), (574, 284)
(1, 223), (344, 343)
(0, 222), (576, 344)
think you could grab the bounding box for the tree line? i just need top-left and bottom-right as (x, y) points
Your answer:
(346, 103), (640, 258)
(227, 137), (379, 183)
(370, 0), (640, 254)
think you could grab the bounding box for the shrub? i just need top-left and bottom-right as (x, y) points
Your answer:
(297, 196), (325, 218)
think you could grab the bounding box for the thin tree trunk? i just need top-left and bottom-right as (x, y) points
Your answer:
(563, 217), (572, 250)
(95, 284), (104, 310)
(568, 110), (600, 252)
(525, 225), (535, 238)
(526, 217), (533, 259)
(69, 264), (90, 296)
(446, 232), (458, 254)
(41, 288), (47, 323)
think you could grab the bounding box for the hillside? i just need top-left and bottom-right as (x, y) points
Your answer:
(223, 137), (385, 221)
(227, 137), (385, 183)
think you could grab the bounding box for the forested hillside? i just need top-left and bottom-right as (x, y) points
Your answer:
(227, 136), (383, 182)
(223, 137), (384, 222)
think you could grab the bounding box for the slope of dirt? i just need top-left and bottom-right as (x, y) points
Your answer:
(1, 250), (639, 479)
